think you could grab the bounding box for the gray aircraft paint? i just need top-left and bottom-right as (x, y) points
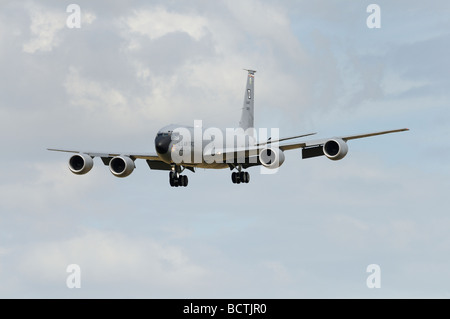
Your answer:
(239, 70), (256, 133)
(48, 69), (408, 183)
(161, 70), (259, 168)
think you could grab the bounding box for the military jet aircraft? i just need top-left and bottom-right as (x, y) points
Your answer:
(49, 69), (408, 187)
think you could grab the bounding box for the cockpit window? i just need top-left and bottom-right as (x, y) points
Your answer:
(157, 132), (171, 137)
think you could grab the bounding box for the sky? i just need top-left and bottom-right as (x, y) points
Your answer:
(0, 0), (449, 298)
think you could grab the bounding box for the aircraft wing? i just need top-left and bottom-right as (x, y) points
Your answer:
(213, 128), (409, 162)
(48, 128), (408, 168)
(47, 148), (172, 170)
(279, 128), (410, 151)
(47, 148), (161, 160)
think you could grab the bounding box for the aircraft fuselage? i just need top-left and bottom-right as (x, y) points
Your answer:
(154, 124), (257, 169)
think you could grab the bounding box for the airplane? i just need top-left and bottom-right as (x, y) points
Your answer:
(48, 69), (409, 187)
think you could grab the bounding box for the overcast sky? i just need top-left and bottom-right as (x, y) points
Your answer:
(0, 0), (449, 298)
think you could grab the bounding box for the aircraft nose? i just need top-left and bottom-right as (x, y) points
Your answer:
(155, 135), (172, 155)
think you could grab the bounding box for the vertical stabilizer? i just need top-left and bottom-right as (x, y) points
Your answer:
(239, 69), (256, 133)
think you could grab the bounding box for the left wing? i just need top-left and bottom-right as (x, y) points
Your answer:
(212, 128), (409, 163)
(255, 132), (317, 146)
(279, 128), (410, 151)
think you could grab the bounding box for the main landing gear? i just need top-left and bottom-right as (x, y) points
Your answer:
(231, 171), (250, 184)
(169, 166), (188, 187)
(231, 165), (250, 184)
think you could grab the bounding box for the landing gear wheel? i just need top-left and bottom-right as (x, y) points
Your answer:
(181, 175), (188, 187)
(232, 171), (249, 184)
(231, 172), (237, 183)
(169, 171), (177, 187)
(170, 171), (188, 187)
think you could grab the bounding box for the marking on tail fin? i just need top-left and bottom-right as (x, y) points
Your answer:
(239, 69), (257, 132)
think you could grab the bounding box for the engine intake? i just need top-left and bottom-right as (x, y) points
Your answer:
(259, 147), (285, 169)
(323, 138), (348, 160)
(109, 156), (135, 178)
(69, 153), (94, 175)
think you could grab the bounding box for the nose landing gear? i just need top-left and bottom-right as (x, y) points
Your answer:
(169, 166), (188, 187)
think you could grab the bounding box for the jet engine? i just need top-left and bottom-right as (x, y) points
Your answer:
(259, 147), (285, 169)
(69, 153), (94, 175)
(323, 138), (348, 160)
(109, 156), (135, 178)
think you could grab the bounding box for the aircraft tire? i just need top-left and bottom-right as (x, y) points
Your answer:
(182, 175), (188, 187)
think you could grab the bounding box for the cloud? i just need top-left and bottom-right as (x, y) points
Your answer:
(261, 260), (292, 283)
(22, 3), (96, 54)
(123, 7), (208, 42)
(1, 0), (449, 299)
(64, 66), (128, 119)
(2, 229), (207, 297)
(22, 3), (66, 53)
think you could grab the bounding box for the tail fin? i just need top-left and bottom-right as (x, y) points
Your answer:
(239, 69), (256, 133)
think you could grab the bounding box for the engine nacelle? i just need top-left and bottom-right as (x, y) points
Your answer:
(109, 155), (135, 178)
(259, 147), (285, 169)
(323, 138), (348, 160)
(69, 153), (94, 175)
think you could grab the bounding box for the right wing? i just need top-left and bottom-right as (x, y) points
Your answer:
(47, 148), (172, 170)
(47, 148), (160, 160)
